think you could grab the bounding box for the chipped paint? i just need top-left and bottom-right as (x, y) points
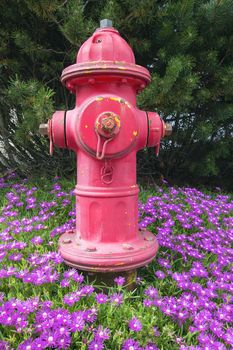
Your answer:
(109, 97), (121, 102)
(122, 243), (133, 250)
(114, 116), (121, 127)
(114, 262), (124, 266)
(66, 229), (75, 234)
(144, 236), (154, 242)
(85, 125), (88, 128)
(96, 97), (104, 101)
(62, 238), (72, 244)
(133, 131), (138, 136)
(86, 247), (97, 252)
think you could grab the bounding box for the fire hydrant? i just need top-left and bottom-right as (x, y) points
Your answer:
(40, 19), (171, 283)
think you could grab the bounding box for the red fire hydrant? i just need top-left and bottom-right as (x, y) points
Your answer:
(40, 19), (171, 281)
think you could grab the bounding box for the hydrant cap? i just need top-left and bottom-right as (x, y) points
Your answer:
(76, 23), (135, 64)
(61, 20), (151, 90)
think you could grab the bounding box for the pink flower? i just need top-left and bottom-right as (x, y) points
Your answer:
(128, 317), (142, 332)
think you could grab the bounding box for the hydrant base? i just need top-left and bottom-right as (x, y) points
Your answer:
(58, 229), (159, 273)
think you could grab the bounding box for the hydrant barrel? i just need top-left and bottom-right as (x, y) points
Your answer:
(40, 20), (172, 277)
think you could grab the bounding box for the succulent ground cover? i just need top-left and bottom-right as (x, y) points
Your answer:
(0, 172), (232, 350)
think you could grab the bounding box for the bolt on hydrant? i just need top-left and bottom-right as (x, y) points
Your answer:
(40, 19), (172, 285)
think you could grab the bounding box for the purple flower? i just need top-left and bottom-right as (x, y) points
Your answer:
(88, 339), (104, 350)
(18, 339), (35, 350)
(128, 317), (142, 332)
(154, 270), (166, 279)
(153, 327), (160, 337)
(60, 279), (71, 288)
(70, 312), (85, 332)
(143, 299), (153, 307)
(63, 268), (77, 279)
(63, 269), (84, 283)
(114, 276), (125, 286)
(84, 308), (98, 323)
(31, 236), (43, 245)
(95, 293), (108, 304)
(109, 293), (123, 305)
(157, 258), (172, 269)
(136, 276), (143, 284)
(41, 333), (56, 347)
(56, 335), (71, 349)
(81, 285), (94, 296)
(144, 344), (158, 350)
(94, 325), (110, 340)
(122, 338), (141, 350)
(72, 273), (84, 283)
(0, 340), (10, 349)
(8, 253), (22, 261)
(63, 292), (78, 306)
(144, 287), (158, 299)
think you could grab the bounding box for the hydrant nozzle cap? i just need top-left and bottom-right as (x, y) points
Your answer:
(164, 123), (172, 137)
(100, 19), (113, 28)
(39, 123), (49, 136)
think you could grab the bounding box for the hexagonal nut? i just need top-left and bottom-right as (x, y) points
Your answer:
(101, 116), (116, 133)
(39, 123), (49, 136)
(164, 123), (172, 137)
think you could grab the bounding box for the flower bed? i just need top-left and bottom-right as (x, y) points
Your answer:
(0, 173), (232, 349)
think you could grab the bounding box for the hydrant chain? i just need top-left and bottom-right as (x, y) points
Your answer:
(101, 160), (113, 184)
(95, 131), (113, 160)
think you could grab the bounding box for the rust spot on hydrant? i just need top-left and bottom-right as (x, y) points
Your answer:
(144, 236), (154, 242)
(122, 244), (134, 250)
(86, 246), (97, 252)
(66, 229), (75, 234)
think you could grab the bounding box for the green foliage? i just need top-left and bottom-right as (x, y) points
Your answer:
(0, 0), (232, 189)
(7, 77), (54, 143)
(60, 0), (96, 46)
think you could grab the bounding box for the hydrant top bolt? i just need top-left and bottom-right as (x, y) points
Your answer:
(100, 19), (113, 28)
